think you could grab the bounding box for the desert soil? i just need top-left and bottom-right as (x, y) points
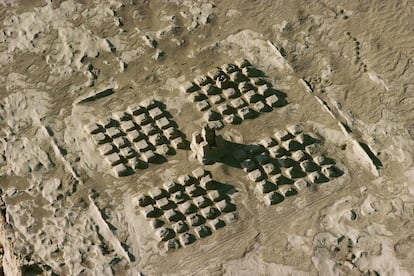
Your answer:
(0, 0), (414, 275)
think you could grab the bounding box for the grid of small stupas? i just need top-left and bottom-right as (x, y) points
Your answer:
(180, 59), (287, 129)
(85, 99), (187, 177)
(233, 124), (342, 206)
(136, 168), (238, 251)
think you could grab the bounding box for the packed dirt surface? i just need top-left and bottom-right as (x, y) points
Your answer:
(0, 0), (414, 275)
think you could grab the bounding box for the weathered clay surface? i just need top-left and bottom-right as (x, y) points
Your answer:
(1, 1), (414, 275)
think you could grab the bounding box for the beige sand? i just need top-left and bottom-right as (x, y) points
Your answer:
(0, 0), (414, 275)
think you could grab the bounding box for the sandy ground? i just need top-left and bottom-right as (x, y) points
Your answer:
(0, 0), (414, 275)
